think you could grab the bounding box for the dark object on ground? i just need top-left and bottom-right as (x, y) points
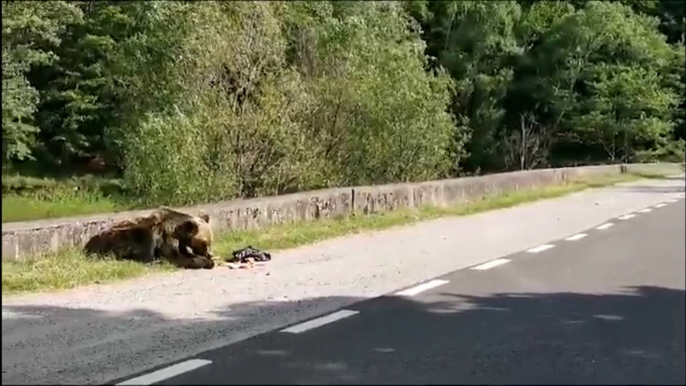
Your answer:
(229, 246), (272, 264)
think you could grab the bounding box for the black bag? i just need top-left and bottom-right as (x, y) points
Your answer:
(230, 246), (272, 263)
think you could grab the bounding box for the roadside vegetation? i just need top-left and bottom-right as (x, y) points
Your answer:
(1, 172), (661, 295)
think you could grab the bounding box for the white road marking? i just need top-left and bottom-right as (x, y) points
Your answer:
(654, 203), (667, 208)
(638, 208), (652, 213)
(677, 193), (685, 198)
(565, 233), (588, 241)
(395, 279), (450, 297)
(116, 359), (212, 385)
(596, 223), (614, 230)
(527, 244), (555, 253)
(471, 259), (511, 271)
(666, 199), (678, 203)
(593, 314), (624, 321)
(618, 214), (635, 220)
(280, 310), (359, 334)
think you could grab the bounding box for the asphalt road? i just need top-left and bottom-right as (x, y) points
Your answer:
(111, 198), (685, 385)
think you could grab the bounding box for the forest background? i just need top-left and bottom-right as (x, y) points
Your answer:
(3, 0), (684, 222)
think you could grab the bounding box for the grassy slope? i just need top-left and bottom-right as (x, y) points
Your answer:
(2, 174), (133, 223)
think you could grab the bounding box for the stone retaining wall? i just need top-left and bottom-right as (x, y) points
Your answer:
(2, 163), (681, 261)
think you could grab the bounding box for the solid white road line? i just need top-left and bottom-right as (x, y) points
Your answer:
(471, 259), (511, 271)
(638, 208), (652, 213)
(596, 223), (614, 230)
(565, 233), (588, 241)
(618, 214), (635, 220)
(654, 203), (667, 208)
(527, 244), (555, 253)
(116, 359), (212, 385)
(395, 279), (450, 297)
(280, 310), (359, 334)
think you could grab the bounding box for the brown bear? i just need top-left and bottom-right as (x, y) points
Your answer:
(84, 207), (216, 269)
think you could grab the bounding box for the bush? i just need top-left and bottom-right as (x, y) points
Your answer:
(635, 138), (686, 164)
(120, 2), (458, 204)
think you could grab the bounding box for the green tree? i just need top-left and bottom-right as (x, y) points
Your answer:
(284, 1), (457, 185)
(506, 1), (679, 166)
(572, 0), (685, 43)
(29, 1), (134, 170)
(1, 1), (81, 164)
(2, 49), (39, 164)
(573, 65), (677, 161)
(405, 0), (525, 173)
(120, 1), (456, 204)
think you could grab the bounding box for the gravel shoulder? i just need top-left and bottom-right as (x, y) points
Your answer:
(2, 176), (684, 385)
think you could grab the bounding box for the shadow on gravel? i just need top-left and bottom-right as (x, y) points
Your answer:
(3, 286), (684, 385)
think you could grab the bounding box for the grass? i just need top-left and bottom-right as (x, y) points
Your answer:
(2, 194), (128, 223)
(1, 250), (178, 295)
(0, 172), (664, 296)
(2, 174), (134, 223)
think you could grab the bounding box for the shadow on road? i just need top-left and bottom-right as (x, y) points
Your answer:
(3, 285), (684, 385)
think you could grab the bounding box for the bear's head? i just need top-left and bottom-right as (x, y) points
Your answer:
(174, 213), (214, 258)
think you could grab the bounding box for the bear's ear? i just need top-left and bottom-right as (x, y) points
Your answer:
(176, 220), (199, 237)
(199, 212), (210, 223)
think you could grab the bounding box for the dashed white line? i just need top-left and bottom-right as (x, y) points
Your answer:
(281, 310), (359, 334)
(596, 223), (614, 230)
(654, 203), (667, 208)
(638, 208), (652, 213)
(527, 244), (555, 253)
(116, 359), (212, 385)
(617, 214), (635, 220)
(471, 259), (511, 271)
(565, 233), (588, 241)
(666, 199), (678, 203)
(395, 279), (450, 297)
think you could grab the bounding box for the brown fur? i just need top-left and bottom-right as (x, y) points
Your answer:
(84, 207), (216, 269)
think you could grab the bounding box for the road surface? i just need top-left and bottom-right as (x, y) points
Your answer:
(111, 190), (686, 384)
(3, 177), (684, 385)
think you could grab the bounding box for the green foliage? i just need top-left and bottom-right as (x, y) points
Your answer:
(409, 0), (524, 173)
(287, 2), (457, 185)
(2, 49), (39, 162)
(2, 0), (684, 211)
(1, 1), (81, 164)
(572, 64), (676, 160)
(635, 138), (686, 163)
(516, 1), (679, 164)
(120, 1), (326, 203)
(117, 1), (456, 204)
